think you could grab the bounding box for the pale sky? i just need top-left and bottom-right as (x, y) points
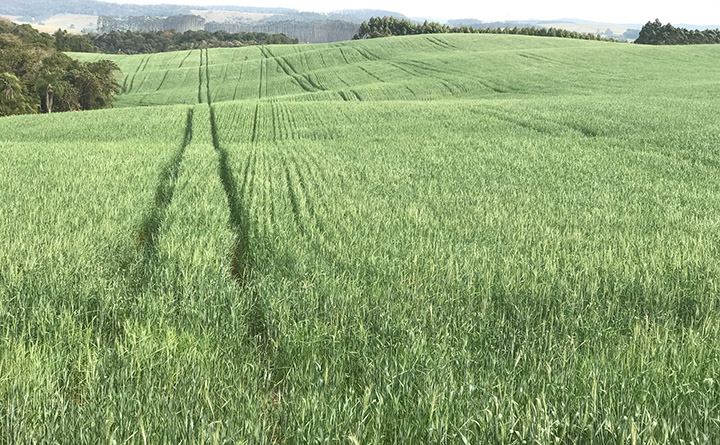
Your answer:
(99, 0), (720, 25)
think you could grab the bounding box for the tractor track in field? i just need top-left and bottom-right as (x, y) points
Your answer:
(203, 49), (283, 435)
(178, 50), (193, 68)
(250, 103), (260, 143)
(231, 56), (247, 101)
(204, 51), (271, 348)
(262, 47), (325, 93)
(126, 107), (193, 289)
(284, 162), (304, 235)
(211, 103), (253, 283)
(204, 48), (213, 105)
(155, 70), (170, 91)
(126, 55), (148, 94)
(486, 107), (599, 138)
(198, 49), (204, 103)
(258, 57), (264, 99)
(290, 153), (324, 234)
(338, 47), (351, 65)
(357, 65), (384, 83)
(204, 49), (252, 283)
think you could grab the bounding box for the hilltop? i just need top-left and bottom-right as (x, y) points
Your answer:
(72, 33), (720, 108)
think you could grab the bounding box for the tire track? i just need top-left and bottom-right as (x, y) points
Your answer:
(155, 70), (170, 91)
(263, 47), (320, 93)
(205, 51), (267, 340)
(205, 48), (212, 105)
(231, 56), (247, 101)
(357, 65), (384, 83)
(282, 102), (298, 140)
(389, 60), (459, 95)
(284, 160), (304, 235)
(134, 60), (152, 92)
(292, 153), (325, 234)
(258, 58), (264, 99)
(250, 103), (260, 142)
(354, 46), (376, 61)
(127, 55), (148, 94)
(125, 107), (193, 290)
(425, 36), (449, 50)
(121, 75), (129, 94)
(178, 50), (193, 68)
(204, 50), (283, 436)
(198, 49), (204, 104)
(283, 152), (325, 236)
(338, 47), (351, 65)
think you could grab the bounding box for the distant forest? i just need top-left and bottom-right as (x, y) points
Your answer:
(97, 14), (363, 43)
(83, 30), (297, 54)
(635, 19), (720, 45)
(353, 17), (616, 42)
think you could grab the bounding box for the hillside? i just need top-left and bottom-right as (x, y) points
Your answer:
(2, 34), (720, 443)
(71, 34), (720, 107)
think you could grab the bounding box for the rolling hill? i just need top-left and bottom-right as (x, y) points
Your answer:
(2, 34), (720, 443)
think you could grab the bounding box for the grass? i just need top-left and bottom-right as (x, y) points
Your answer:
(3, 34), (720, 443)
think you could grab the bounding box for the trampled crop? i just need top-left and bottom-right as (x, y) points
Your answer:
(3, 34), (720, 443)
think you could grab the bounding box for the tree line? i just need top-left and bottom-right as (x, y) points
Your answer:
(353, 17), (616, 41)
(0, 20), (119, 117)
(80, 29), (297, 54)
(97, 13), (359, 44)
(206, 19), (359, 44)
(97, 15), (206, 34)
(635, 19), (720, 45)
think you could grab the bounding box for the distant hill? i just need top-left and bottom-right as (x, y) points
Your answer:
(0, 0), (190, 21)
(331, 10), (407, 22)
(447, 18), (643, 41)
(0, 0), (409, 43)
(447, 19), (539, 28)
(2, 0), (715, 43)
(204, 19), (360, 43)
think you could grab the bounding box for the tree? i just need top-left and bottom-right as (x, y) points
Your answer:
(636, 19), (663, 44)
(635, 19), (720, 45)
(0, 72), (36, 116)
(53, 29), (100, 53)
(72, 59), (120, 110)
(0, 19), (120, 117)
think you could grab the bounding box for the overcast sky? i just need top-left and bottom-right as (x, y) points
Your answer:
(98, 0), (720, 25)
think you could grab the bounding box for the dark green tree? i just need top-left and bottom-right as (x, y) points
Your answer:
(53, 29), (100, 53)
(635, 19), (720, 45)
(71, 59), (120, 110)
(0, 72), (36, 116)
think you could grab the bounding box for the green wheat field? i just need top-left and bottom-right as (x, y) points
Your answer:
(2, 34), (720, 443)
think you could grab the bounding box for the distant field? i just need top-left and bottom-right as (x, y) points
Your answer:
(3, 34), (720, 443)
(542, 22), (631, 35)
(190, 9), (275, 23)
(14, 13), (98, 33)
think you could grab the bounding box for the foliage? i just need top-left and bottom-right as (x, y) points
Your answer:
(53, 29), (100, 53)
(86, 29), (297, 54)
(353, 16), (615, 41)
(635, 19), (720, 45)
(0, 19), (119, 115)
(0, 72), (37, 115)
